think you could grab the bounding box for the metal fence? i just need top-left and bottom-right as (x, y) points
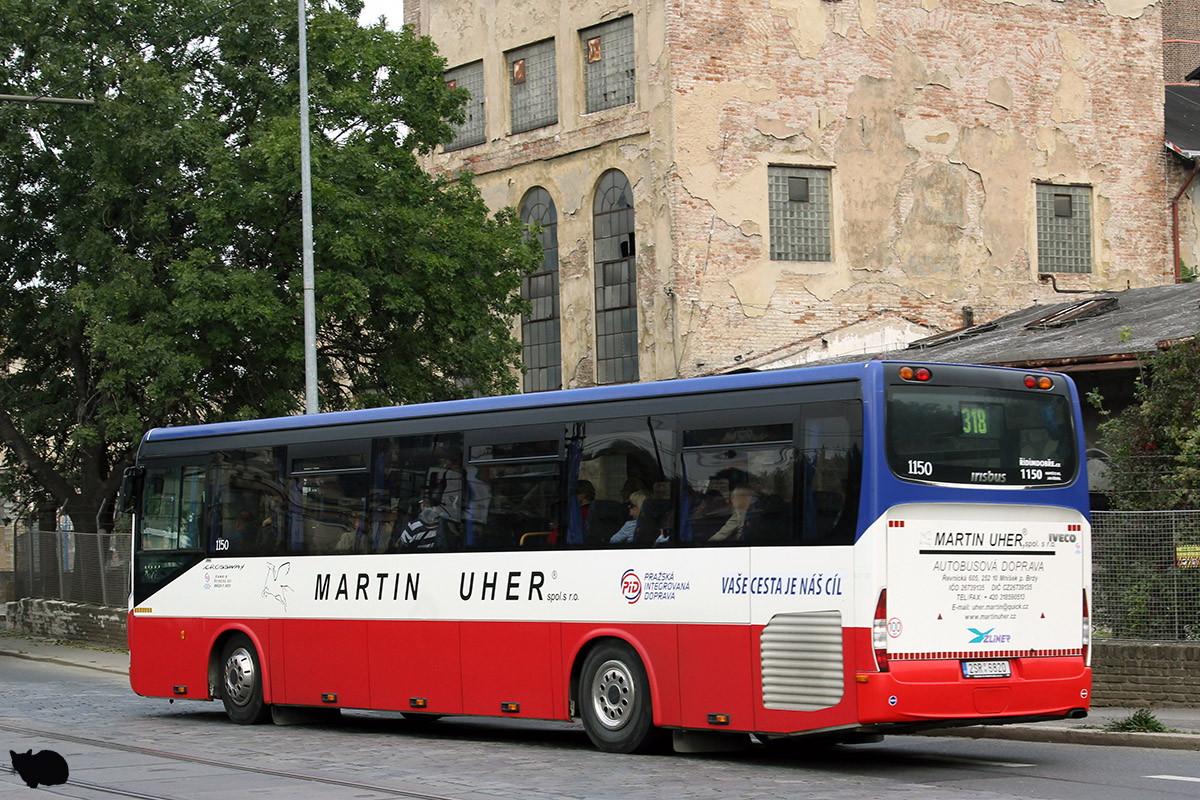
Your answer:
(1092, 510), (1200, 642)
(13, 529), (131, 608)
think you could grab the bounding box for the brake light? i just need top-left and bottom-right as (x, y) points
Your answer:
(1082, 589), (1091, 665)
(1024, 374), (1054, 390)
(872, 589), (889, 672)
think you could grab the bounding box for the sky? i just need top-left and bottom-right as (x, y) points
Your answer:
(357, 0), (405, 29)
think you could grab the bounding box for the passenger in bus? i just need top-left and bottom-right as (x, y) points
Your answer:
(706, 486), (755, 542)
(397, 499), (442, 551)
(609, 491), (649, 544)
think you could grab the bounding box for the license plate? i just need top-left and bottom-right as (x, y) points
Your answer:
(962, 660), (1011, 679)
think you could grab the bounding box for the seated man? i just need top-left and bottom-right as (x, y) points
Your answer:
(706, 486), (754, 543)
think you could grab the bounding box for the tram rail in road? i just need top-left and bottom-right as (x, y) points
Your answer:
(0, 722), (463, 800)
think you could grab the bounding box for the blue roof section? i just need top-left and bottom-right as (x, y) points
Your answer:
(143, 361), (879, 443)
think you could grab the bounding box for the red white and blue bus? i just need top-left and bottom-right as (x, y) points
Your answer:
(123, 361), (1091, 752)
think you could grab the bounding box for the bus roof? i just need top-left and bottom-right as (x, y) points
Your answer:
(142, 361), (882, 444)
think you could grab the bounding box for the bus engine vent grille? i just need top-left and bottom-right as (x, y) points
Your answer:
(760, 611), (844, 711)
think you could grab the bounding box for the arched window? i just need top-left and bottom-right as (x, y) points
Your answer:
(593, 170), (638, 384)
(520, 187), (561, 392)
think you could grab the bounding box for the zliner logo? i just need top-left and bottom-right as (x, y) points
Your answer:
(621, 569), (642, 604)
(968, 627), (1012, 644)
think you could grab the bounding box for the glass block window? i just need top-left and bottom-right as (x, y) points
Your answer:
(443, 61), (485, 151)
(593, 170), (638, 384)
(509, 40), (557, 134)
(520, 187), (562, 393)
(1036, 183), (1092, 274)
(581, 16), (635, 114)
(768, 165), (831, 262)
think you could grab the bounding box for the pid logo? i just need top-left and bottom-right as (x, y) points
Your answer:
(621, 569), (642, 604)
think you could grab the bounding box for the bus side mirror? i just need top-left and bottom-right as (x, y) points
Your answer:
(118, 466), (146, 517)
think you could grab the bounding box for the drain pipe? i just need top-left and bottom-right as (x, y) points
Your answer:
(1172, 159), (1199, 284)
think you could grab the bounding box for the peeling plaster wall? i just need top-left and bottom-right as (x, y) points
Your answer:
(422, 0), (676, 387)
(417, 0), (1170, 382)
(664, 0), (1169, 375)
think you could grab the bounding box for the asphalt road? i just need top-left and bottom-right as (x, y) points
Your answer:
(2, 657), (1198, 800)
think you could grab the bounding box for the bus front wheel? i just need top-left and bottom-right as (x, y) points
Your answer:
(579, 642), (664, 753)
(219, 634), (270, 724)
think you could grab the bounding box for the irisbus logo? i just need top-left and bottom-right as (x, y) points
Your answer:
(621, 569), (642, 604)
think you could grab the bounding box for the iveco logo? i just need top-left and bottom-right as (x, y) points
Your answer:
(1049, 533), (1077, 543)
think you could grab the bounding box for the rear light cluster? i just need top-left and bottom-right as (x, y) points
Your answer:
(1024, 374), (1055, 390)
(898, 366), (931, 382)
(872, 589), (889, 672)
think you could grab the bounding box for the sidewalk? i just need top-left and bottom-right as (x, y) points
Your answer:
(1, 631), (1197, 749)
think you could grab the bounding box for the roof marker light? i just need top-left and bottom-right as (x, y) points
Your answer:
(899, 366), (932, 382)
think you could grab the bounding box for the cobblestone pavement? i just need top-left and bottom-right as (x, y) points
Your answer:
(3, 635), (1199, 800)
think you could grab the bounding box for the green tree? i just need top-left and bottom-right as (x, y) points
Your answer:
(1097, 336), (1200, 510)
(0, 0), (539, 535)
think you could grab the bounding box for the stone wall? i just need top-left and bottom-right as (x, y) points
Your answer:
(1091, 641), (1200, 708)
(5, 598), (127, 651)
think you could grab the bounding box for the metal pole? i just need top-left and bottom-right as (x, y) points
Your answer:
(97, 501), (110, 607)
(0, 93), (95, 106)
(298, 0), (318, 415)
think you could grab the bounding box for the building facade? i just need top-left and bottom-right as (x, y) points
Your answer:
(411, 0), (1181, 386)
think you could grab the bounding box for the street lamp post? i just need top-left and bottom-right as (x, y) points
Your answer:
(298, 0), (318, 415)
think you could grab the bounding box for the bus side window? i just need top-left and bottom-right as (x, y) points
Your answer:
(465, 438), (560, 551)
(141, 465), (206, 551)
(681, 426), (794, 547)
(799, 401), (863, 545)
(374, 433), (464, 553)
(211, 449), (287, 556)
(573, 417), (675, 548)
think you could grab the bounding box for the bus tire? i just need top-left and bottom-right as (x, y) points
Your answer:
(579, 641), (664, 753)
(219, 634), (270, 724)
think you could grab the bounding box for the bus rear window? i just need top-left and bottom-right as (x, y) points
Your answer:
(886, 386), (1077, 487)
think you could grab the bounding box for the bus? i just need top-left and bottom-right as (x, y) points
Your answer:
(122, 360), (1092, 753)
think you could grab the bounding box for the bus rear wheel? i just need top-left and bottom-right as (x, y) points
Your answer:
(579, 642), (664, 753)
(219, 634), (270, 724)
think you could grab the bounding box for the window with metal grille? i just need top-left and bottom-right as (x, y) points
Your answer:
(520, 187), (562, 392)
(443, 61), (485, 151)
(580, 16), (635, 114)
(593, 170), (638, 384)
(1036, 184), (1092, 274)
(768, 165), (831, 261)
(508, 40), (557, 134)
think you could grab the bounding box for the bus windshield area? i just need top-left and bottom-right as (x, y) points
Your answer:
(886, 385), (1077, 487)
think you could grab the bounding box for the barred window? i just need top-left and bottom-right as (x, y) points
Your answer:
(520, 187), (562, 392)
(768, 165), (831, 262)
(509, 40), (557, 134)
(593, 170), (638, 385)
(443, 61), (485, 151)
(1036, 183), (1092, 274)
(581, 16), (635, 114)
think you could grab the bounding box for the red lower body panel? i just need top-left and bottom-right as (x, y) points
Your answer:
(128, 616), (1090, 735)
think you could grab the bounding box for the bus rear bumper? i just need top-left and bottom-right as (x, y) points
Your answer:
(855, 657), (1092, 726)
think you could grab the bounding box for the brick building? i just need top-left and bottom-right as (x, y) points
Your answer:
(410, 0), (1194, 388)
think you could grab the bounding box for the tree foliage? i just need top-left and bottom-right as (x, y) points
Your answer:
(1096, 337), (1200, 510)
(0, 0), (539, 530)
